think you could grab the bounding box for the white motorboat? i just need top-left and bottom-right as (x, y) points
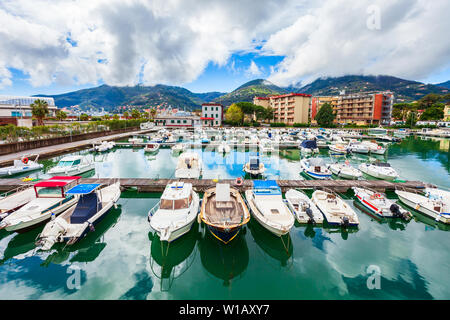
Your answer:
(299, 139), (319, 154)
(327, 160), (362, 180)
(395, 188), (450, 224)
(36, 181), (121, 250)
(328, 144), (347, 155)
(358, 161), (399, 181)
(311, 190), (359, 227)
(200, 184), (250, 244)
(245, 180), (295, 237)
(260, 139), (274, 153)
(47, 155), (94, 176)
(300, 158), (332, 180)
(175, 152), (203, 179)
(0, 155), (43, 177)
(94, 141), (115, 152)
(217, 141), (231, 154)
(0, 176), (81, 232)
(243, 156), (265, 176)
(172, 143), (186, 153)
(285, 189), (324, 224)
(144, 142), (160, 153)
(361, 140), (386, 155)
(129, 136), (144, 144)
(0, 186), (36, 222)
(346, 140), (369, 154)
(148, 182), (200, 242)
(140, 122), (155, 130)
(353, 187), (412, 220)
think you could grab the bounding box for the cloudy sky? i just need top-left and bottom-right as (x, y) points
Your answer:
(0, 0), (449, 95)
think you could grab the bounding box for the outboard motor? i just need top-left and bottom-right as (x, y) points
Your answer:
(342, 216), (350, 228)
(390, 204), (405, 219)
(305, 207), (315, 224)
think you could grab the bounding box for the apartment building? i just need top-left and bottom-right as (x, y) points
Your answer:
(201, 103), (223, 127)
(335, 92), (393, 125)
(254, 93), (312, 125)
(311, 96), (338, 124)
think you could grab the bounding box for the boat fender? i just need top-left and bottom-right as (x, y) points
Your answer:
(88, 222), (95, 232)
(235, 177), (243, 186)
(197, 213), (202, 224)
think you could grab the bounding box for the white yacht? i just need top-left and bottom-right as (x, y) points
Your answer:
(346, 140), (369, 154)
(300, 158), (332, 180)
(327, 160), (362, 180)
(0, 176), (81, 232)
(359, 161), (399, 181)
(37, 181), (121, 250)
(47, 155), (94, 176)
(0, 155), (43, 177)
(285, 189), (324, 224)
(245, 180), (295, 237)
(361, 140), (386, 155)
(175, 152), (203, 179)
(312, 190), (359, 227)
(148, 182), (200, 242)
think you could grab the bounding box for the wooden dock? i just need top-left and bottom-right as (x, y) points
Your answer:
(0, 178), (432, 193)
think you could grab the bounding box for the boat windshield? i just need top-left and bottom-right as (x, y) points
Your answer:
(160, 198), (189, 210)
(35, 187), (63, 198)
(57, 160), (74, 167)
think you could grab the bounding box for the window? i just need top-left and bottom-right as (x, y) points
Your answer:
(183, 120), (187, 123)
(216, 107), (219, 111)
(216, 114), (218, 118)
(160, 198), (189, 210)
(11, 111), (21, 117)
(73, 159), (81, 165)
(177, 120), (181, 123)
(171, 120), (175, 123)
(216, 121), (218, 125)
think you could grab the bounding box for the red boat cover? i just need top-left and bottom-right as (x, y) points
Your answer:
(34, 176), (81, 188)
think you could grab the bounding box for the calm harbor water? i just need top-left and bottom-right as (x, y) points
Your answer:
(0, 136), (449, 299)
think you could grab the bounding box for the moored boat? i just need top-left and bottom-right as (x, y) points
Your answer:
(243, 156), (265, 177)
(47, 155), (94, 176)
(175, 152), (203, 179)
(144, 142), (160, 153)
(353, 187), (412, 220)
(0, 186), (36, 222)
(311, 190), (359, 227)
(299, 139), (319, 154)
(0, 154), (43, 177)
(328, 144), (347, 155)
(148, 182), (200, 242)
(0, 176), (81, 232)
(327, 160), (362, 180)
(36, 181), (121, 250)
(200, 184), (250, 244)
(245, 180), (295, 237)
(300, 158), (332, 180)
(94, 141), (115, 152)
(285, 189), (323, 224)
(358, 161), (399, 181)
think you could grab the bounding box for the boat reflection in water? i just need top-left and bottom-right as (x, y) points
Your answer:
(322, 221), (359, 240)
(149, 222), (199, 292)
(198, 227), (249, 287)
(0, 227), (41, 265)
(247, 219), (293, 268)
(40, 205), (122, 266)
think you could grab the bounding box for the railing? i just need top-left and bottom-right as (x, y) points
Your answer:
(147, 201), (161, 221)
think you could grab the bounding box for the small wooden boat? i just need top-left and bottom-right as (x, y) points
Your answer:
(0, 176), (81, 232)
(300, 158), (332, 180)
(245, 180), (295, 237)
(148, 182), (200, 242)
(243, 156), (265, 176)
(0, 154), (43, 176)
(144, 143), (160, 153)
(285, 189), (323, 224)
(395, 188), (450, 224)
(359, 161), (399, 181)
(311, 190), (359, 227)
(200, 184), (250, 244)
(353, 187), (412, 220)
(36, 181), (121, 250)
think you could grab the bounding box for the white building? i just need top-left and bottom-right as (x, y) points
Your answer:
(0, 95), (58, 127)
(155, 111), (201, 127)
(201, 103), (223, 127)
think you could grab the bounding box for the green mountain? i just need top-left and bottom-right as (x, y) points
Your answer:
(36, 84), (225, 111)
(295, 75), (449, 102)
(436, 80), (450, 89)
(213, 79), (287, 106)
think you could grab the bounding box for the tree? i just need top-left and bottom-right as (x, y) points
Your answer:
(235, 102), (256, 115)
(418, 93), (441, 108)
(102, 114), (111, 120)
(149, 108), (157, 120)
(131, 109), (140, 119)
(406, 111), (417, 128)
(112, 114), (119, 120)
(142, 112), (150, 120)
(30, 99), (50, 126)
(55, 110), (67, 121)
(123, 111), (129, 119)
(79, 113), (89, 121)
(264, 106), (274, 122)
(315, 103), (335, 127)
(419, 106), (444, 121)
(225, 103), (243, 123)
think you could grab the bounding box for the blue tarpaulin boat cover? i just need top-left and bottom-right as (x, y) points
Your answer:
(70, 192), (102, 224)
(301, 140), (317, 149)
(66, 184), (101, 195)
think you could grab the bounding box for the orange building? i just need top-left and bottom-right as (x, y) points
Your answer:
(254, 93), (312, 125)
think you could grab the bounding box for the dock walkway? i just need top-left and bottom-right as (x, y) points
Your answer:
(0, 178), (432, 193)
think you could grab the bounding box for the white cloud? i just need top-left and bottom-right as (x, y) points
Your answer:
(0, 0), (448, 90)
(246, 60), (263, 77)
(265, 0), (450, 86)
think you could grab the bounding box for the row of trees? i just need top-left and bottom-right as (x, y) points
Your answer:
(392, 93), (450, 121)
(225, 102), (274, 124)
